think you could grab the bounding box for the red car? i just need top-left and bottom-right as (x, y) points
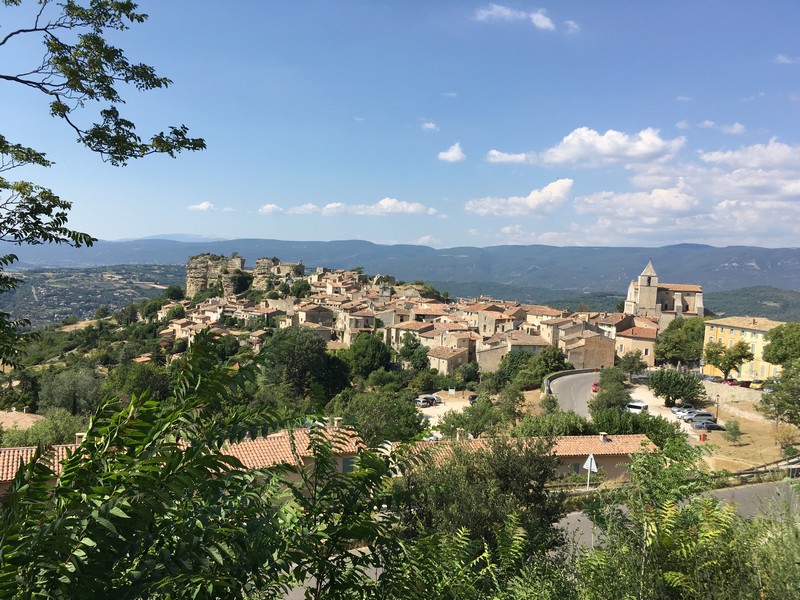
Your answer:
(591, 382), (600, 393)
(722, 379), (739, 386)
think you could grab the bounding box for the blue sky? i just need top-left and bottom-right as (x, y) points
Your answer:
(4, 1), (800, 248)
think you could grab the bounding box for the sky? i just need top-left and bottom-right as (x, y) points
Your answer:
(3, 1), (800, 249)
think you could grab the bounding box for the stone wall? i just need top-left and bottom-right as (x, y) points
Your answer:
(251, 258), (276, 291)
(185, 254), (245, 298)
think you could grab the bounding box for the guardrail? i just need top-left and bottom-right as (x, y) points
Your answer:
(542, 368), (597, 394)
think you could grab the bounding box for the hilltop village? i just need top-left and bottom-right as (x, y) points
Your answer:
(158, 253), (784, 382)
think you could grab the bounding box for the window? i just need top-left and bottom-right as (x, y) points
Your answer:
(751, 343), (756, 354)
(644, 348), (650, 356)
(729, 340), (733, 348)
(708, 336), (714, 343)
(572, 462), (580, 474)
(709, 325), (715, 331)
(342, 457), (356, 473)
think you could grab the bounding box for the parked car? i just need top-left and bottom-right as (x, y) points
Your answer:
(684, 411), (717, 423)
(750, 380), (765, 390)
(671, 403), (695, 414)
(468, 394), (478, 405)
(738, 380), (752, 388)
(692, 421), (727, 431)
(722, 379), (739, 386)
(429, 394), (443, 405)
(674, 407), (700, 419)
(703, 375), (723, 383)
(591, 381), (600, 393)
(626, 401), (649, 414)
(415, 397), (433, 408)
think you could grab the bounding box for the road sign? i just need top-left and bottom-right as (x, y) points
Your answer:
(583, 454), (598, 473)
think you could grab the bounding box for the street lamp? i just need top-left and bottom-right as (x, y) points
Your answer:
(715, 394), (720, 420)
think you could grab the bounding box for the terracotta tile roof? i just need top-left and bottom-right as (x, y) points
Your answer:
(617, 327), (658, 341)
(392, 321), (435, 332)
(521, 305), (565, 317)
(705, 316), (785, 332)
(0, 428), (362, 484)
(426, 346), (468, 360)
(633, 282), (702, 293)
(400, 434), (655, 463)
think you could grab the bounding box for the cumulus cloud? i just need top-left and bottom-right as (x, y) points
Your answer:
(421, 121), (439, 132)
(486, 149), (532, 164)
(699, 139), (800, 169)
(354, 116), (365, 123)
(720, 122), (746, 135)
(575, 187), (700, 218)
(675, 120), (690, 130)
(257, 203), (283, 215)
(187, 201), (214, 211)
(564, 20), (580, 33)
(677, 95), (692, 103)
(442, 91), (458, 98)
(412, 235), (441, 246)
(773, 53), (800, 65)
(530, 9), (555, 30)
(322, 197), (436, 216)
(538, 127), (684, 166)
(438, 142), (466, 162)
(698, 120), (715, 129)
(474, 3), (527, 21)
(288, 203), (320, 215)
(465, 178), (573, 216)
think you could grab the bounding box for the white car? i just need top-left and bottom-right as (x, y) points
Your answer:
(626, 401), (649, 414)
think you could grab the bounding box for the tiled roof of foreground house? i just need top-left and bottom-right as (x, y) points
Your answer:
(0, 427), (363, 485)
(397, 434), (656, 463)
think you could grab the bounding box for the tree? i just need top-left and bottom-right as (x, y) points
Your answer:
(164, 285), (185, 301)
(760, 358), (800, 427)
(723, 419), (742, 445)
(763, 322), (800, 367)
(0, 333), (295, 598)
(654, 316), (706, 366)
(539, 393), (560, 415)
(114, 303), (138, 326)
(0, 1), (203, 366)
(519, 347), (573, 390)
(646, 369), (706, 407)
(1, 408), (86, 447)
(259, 326), (328, 399)
(704, 340), (754, 379)
(514, 411), (592, 437)
(101, 361), (170, 402)
(438, 397), (507, 439)
(288, 278), (311, 298)
(325, 390), (425, 446)
(343, 332), (391, 380)
(589, 381), (630, 417)
(617, 350), (647, 381)
(38, 366), (102, 415)
(166, 304), (186, 321)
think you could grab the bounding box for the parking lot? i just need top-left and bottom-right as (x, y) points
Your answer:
(417, 390), (472, 428)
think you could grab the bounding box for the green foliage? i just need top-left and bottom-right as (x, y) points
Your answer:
(1, 408), (87, 447)
(646, 368), (707, 407)
(590, 409), (685, 449)
(589, 371), (630, 417)
(325, 390), (425, 446)
(704, 340), (754, 379)
(763, 321), (800, 367)
(760, 358), (800, 427)
(617, 350), (647, 380)
(38, 366), (102, 415)
(288, 278), (311, 298)
(165, 304), (186, 321)
(399, 438), (564, 552)
(514, 411), (592, 437)
(438, 397), (508, 438)
(723, 419), (742, 445)
(114, 303), (138, 326)
(343, 332), (391, 380)
(0, 332), (294, 598)
(655, 316), (706, 366)
(497, 350), (536, 388)
(539, 393), (560, 415)
(101, 361), (171, 402)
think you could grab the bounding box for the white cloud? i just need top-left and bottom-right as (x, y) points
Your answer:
(474, 3), (528, 21)
(412, 235), (441, 246)
(438, 142), (466, 162)
(675, 120), (690, 130)
(539, 127), (684, 166)
(257, 203), (283, 215)
(221, 207), (236, 213)
(699, 139), (800, 169)
(499, 224), (539, 244)
(442, 91), (458, 98)
(465, 178), (573, 216)
(530, 10), (555, 31)
(288, 203), (320, 215)
(486, 149), (532, 164)
(698, 120), (715, 129)
(720, 122), (746, 135)
(421, 121), (439, 132)
(575, 187), (700, 218)
(677, 95), (692, 103)
(468, 228), (479, 236)
(564, 20), (580, 33)
(321, 197), (436, 216)
(773, 53), (800, 65)
(187, 201), (214, 211)
(742, 91), (766, 102)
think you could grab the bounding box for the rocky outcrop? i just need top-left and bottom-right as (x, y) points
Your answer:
(185, 254), (245, 298)
(251, 258), (277, 291)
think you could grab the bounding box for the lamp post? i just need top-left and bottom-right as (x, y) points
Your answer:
(715, 394), (721, 420)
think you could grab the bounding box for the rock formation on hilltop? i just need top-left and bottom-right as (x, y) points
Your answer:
(185, 253), (245, 298)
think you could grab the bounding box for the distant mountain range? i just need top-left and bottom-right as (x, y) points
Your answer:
(10, 238), (800, 293)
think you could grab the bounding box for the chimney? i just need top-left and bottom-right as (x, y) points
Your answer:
(334, 417), (343, 428)
(599, 432), (609, 443)
(75, 432), (86, 445)
(456, 427), (465, 441)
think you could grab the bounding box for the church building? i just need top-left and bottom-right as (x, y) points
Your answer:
(623, 261), (705, 331)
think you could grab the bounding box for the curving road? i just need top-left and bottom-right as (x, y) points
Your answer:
(550, 371), (598, 418)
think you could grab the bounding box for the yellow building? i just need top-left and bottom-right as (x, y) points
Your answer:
(702, 316), (785, 381)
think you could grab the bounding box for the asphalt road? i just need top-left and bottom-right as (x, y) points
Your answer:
(550, 371), (598, 418)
